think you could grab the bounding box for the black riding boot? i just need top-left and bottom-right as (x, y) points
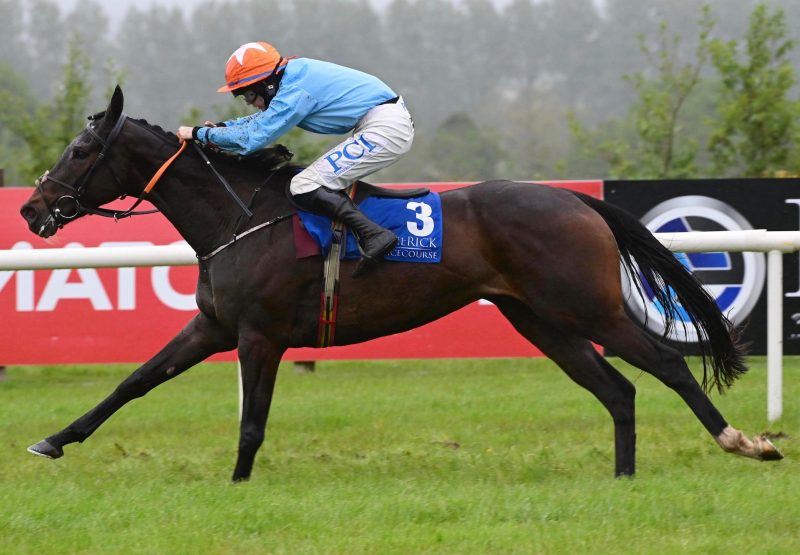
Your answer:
(293, 187), (398, 276)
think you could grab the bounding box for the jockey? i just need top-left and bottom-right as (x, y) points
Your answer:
(177, 41), (414, 276)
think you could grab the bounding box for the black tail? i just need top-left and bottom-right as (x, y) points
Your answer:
(574, 192), (747, 393)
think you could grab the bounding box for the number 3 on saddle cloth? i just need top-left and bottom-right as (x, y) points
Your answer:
(294, 190), (443, 264)
(291, 186), (442, 346)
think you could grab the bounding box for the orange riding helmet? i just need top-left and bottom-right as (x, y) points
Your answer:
(217, 41), (290, 93)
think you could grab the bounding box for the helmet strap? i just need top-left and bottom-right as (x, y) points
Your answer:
(232, 57), (287, 110)
(262, 57), (286, 103)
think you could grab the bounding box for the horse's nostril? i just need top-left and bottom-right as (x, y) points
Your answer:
(20, 205), (38, 224)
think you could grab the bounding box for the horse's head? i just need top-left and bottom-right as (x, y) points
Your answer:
(20, 85), (131, 238)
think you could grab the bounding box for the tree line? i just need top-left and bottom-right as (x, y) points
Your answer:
(1, 0), (798, 186)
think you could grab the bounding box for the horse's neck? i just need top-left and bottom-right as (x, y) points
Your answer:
(134, 161), (278, 254)
(146, 179), (232, 254)
(122, 128), (290, 254)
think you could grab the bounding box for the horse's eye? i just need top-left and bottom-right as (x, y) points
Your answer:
(72, 149), (89, 160)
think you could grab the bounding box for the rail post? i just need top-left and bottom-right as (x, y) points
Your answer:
(767, 250), (783, 422)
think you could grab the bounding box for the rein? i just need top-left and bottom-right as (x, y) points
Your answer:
(191, 142), (253, 217)
(77, 139), (189, 222)
(37, 115), (256, 229)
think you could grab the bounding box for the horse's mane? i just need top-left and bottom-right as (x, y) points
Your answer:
(131, 116), (179, 145)
(126, 116), (298, 174)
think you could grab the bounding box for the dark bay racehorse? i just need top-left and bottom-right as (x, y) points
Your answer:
(20, 87), (782, 481)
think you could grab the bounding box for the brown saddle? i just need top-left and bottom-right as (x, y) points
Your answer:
(351, 182), (430, 203)
(284, 175), (429, 209)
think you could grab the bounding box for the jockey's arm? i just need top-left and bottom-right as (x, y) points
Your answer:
(194, 87), (316, 155)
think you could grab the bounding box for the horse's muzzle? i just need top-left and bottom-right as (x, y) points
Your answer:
(20, 202), (57, 238)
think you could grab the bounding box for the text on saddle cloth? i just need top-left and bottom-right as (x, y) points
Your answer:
(298, 192), (443, 264)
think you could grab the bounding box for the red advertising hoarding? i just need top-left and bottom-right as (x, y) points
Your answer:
(0, 181), (602, 364)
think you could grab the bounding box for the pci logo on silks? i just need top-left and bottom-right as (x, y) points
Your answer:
(299, 192), (443, 264)
(624, 195), (765, 343)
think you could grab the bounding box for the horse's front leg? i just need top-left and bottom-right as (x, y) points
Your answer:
(28, 313), (236, 459)
(232, 331), (285, 482)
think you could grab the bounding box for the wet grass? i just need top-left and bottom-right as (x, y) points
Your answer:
(1, 357), (798, 554)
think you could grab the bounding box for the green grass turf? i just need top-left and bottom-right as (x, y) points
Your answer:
(1, 357), (797, 554)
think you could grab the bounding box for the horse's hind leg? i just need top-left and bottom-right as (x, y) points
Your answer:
(495, 298), (637, 477)
(27, 313), (236, 459)
(588, 316), (783, 462)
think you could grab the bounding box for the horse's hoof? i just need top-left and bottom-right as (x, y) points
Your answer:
(756, 435), (784, 461)
(27, 439), (63, 459)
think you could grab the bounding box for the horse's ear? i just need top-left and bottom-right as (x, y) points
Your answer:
(100, 85), (124, 133)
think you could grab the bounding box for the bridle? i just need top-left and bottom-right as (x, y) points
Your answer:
(35, 112), (172, 232)
(35, 112), (252, 236)
(32, 107), (296, 260)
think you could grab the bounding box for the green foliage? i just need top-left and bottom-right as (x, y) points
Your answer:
(0, 64), (33, 185)
(2, 0), (800, 183)
(792, 114), (800, 176)
(425, 112), (500, 181)
(0, 36), (92, 185)
(102, 58), (126, 101)
(626, 7), (713, 178)
(570, 2), (800, 179)
(570, 6), (714, 179)
(708, 3), (799, 177)
(55, 35), (92, 153)
(568, 112), (638, 178)
(474, 88), (574, 181)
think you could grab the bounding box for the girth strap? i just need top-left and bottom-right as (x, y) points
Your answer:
(317, 183), (358, 347)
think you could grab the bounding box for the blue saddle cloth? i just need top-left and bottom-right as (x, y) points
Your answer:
(298, 192), (442, 263)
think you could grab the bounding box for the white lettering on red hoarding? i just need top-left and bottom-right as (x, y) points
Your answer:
(0, 241), (197, 312)
(0, 242), (34, 310)
(103, 241), (151, 309)
(38, 271), (113, 311)
(151, 265), (197, 310)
